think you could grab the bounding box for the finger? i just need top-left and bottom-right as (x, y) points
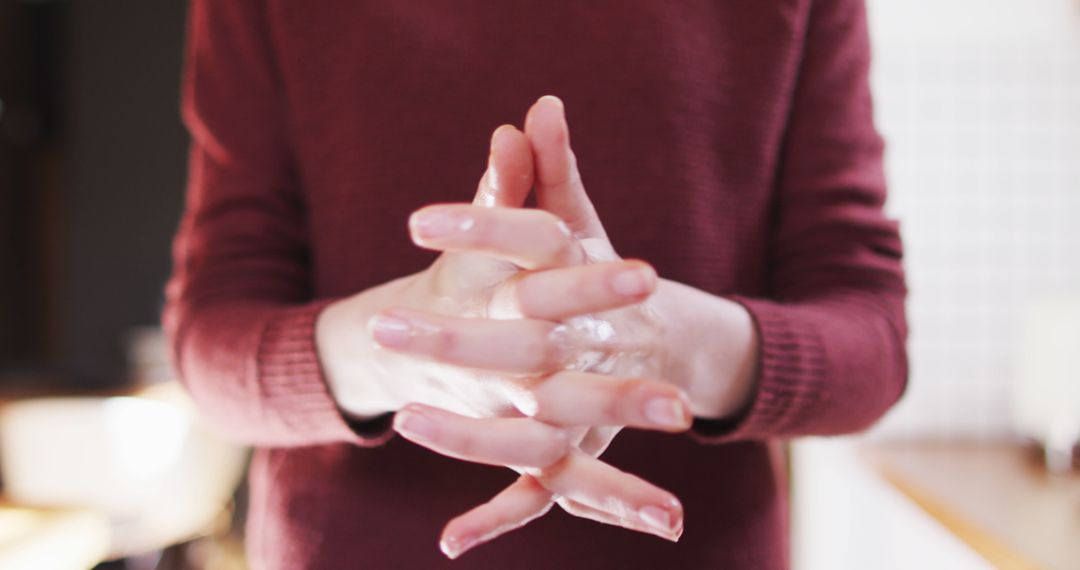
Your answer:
(443, 452), (683, 557)
(503, 259), (657, 320)
(370, 307), (579, 374)
(409, 204), (585, 269)
(474, 124), (533, 208)
(438, 125), (534, 282)
(578, 425), (622, 457)
(394, 404), (570, 468)
(439, 475), (554, 559)
(524, 95), (607, 240)
(556, 495), (684, 542)
(529, 450), (683, 541)
(510, 371), (692, 432)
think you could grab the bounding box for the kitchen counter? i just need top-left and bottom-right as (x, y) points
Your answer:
(862, 442), (1080, 570)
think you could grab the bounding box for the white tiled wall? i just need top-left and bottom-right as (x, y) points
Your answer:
(865, 0), (1080, 439)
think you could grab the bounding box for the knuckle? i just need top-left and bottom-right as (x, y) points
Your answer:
(445, 427), (475, 458)
(537, 217), (575, 264)
(467, 212), (494, 247)
(552, 236), (578, 266)
(523, 326), (564, 372)
(535, 432), (572, 468)
(610, 378), (649, 422)
(536, 451), (574, 484)
(432, 328), (459, 360)
(546, 162), (581, 189)
(564, 269), (592, 301)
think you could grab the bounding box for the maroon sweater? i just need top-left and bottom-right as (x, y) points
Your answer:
(166, 1), (907, 568)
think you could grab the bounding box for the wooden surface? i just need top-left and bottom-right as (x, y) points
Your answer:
(0, 504), (109, 570)
(863, 442), (1080, 570)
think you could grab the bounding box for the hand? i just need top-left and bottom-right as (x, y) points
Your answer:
(431, 96), (762, 558)
(411, 97), (692, 557)
(424, 97), (677, 557)
(315, 99), (690, 554)
(319, 126), (686, 432)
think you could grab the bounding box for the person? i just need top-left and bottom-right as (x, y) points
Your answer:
(164, 1), (907, 568)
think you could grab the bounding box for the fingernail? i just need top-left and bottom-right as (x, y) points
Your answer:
(440, 535), (478, 559)
(410, 210), (474, 241)
(639, 505), (678, 535)
(611, 266), (656, 297)
(487, 125), (516, 194)
(396, 409), (437, 443)
(490, 124), (514, 151)
(527, 95), (566, 133)
(370, 314), (412, 347)
(644, 397), (689, 429)
(539, 94), (564, 111)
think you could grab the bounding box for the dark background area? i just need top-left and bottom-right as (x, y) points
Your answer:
(0, 0), (188, 390)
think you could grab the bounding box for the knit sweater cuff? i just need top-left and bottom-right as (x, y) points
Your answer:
(691, 296), (827, 442)
(258, 301), (394, 447)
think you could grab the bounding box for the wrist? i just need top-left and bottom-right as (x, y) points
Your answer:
(651, 279), (759, 420)
(315, 274), (418, 420)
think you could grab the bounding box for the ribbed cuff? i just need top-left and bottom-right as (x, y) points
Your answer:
(691, 296), (827, 443)
(258, 300), (394, 447)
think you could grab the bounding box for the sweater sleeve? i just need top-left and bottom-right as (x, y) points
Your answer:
(694, 0), (908, 441)
(163, 0), (392, 447)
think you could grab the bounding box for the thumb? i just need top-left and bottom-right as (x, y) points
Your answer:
(524, 96), (608, 240)
(474, 124), (533, 208)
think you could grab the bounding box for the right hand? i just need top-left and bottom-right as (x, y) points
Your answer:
(315, 118), (688, 552)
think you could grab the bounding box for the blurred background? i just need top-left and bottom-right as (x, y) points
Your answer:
(0, 0), (1076, 568)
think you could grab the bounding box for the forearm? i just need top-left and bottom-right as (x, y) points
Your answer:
(651, 279), (759, 420)
(167, 298), (382, 447)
